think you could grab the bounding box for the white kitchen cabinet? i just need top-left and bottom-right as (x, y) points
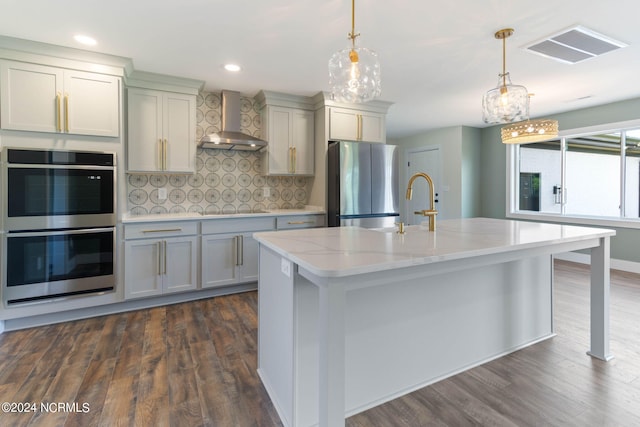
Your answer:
(201, 217), (275, 288)
(127, 87), (195, 173)
(124, 222), (198, 299)
(0, 60), (120, 137)
(261, 105), (314, 175)
(329, 107), (385, 143)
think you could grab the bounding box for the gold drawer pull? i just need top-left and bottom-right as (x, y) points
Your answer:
(287, 220), (314, 225)
(141, 228), (183, 233)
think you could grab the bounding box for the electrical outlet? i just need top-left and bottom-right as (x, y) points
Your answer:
(263, 187), (271, 198)
(158, 188), (167, 200)
(281, 258), (291, 278)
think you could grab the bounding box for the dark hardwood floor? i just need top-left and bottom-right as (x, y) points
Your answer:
(0, 260), (639, 426)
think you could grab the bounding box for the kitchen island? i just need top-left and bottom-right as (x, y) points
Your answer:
(254, 218), (615, 427)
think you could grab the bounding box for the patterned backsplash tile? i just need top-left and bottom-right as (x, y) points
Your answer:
(126, 91), (312, 215)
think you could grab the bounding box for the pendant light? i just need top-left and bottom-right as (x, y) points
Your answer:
(501, 118), (559, 144)
(328, 0), (381, 103)
(482, 28), (529, 124)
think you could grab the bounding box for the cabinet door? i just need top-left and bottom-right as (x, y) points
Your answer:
(329, 107), (358, 141)
(124, 239), (163, 299)
(238, 233), (260, 282)
(164, 93), (196, 173)
(0, 60), (62, 133)
(201, 234), (239, 288)
(360, 111), (385, 143)
(265, 106), (293, 175)
(329, 107), (385, 143)
(291, 109), (314, 175)
(64, 70), (120, 137)
(127, 88), (163, 172)
(164, 236), (198, 293)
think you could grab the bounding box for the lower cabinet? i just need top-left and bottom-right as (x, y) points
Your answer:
(201, 217), (275, 289)
(124, 222), (198, 299)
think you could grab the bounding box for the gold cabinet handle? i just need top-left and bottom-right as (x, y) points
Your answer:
(287, 220), (314, 225)
(56, 92), (62, 132)
(163, 139), (168, 170)
(288, 147), (293, 174)
(158, 139), (163, 170)
(357, 114), (362, 140)
(237, 235), (244, 266)
(142, 228), (183, 233)
(293, 146), (297, 173)
(163, 240), (168, 275)
(157, 241), (162, 275)
(64, 93), (69, 132)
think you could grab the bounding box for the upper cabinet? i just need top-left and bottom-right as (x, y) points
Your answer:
(255, 91), (315, 176)
(0, 60), (120, 137)
(127, 87), (196, 173)
(329, 107), (385, 143)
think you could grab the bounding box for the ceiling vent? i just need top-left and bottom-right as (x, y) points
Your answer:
(525, 26), (627, 64)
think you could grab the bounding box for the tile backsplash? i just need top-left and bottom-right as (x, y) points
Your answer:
(126, 91), (312, 215)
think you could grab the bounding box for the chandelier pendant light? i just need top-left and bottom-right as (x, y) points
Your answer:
(501, 118), (559, 144)
(328, 0), (381, 103)
(482, 28), (529, 124)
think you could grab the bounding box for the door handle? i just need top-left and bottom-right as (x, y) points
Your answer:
(163, 139), (168, 170)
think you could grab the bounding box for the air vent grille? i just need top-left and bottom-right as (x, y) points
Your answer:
(526, 26), (626, 64)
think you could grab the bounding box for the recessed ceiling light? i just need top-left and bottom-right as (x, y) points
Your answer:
(224, 63), (241, 72)
(74, 34), (97, 46)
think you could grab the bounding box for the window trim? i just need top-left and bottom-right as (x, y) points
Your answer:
(506, 118), (640, 230)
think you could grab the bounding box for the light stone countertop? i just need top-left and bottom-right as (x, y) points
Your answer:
(121, 206), (325, 223)
(253, 217), (616, 278)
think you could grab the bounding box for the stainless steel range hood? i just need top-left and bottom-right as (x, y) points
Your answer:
(199, 90), (267, 151)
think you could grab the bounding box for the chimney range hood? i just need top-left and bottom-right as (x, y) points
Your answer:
(199, 90), (267, 151)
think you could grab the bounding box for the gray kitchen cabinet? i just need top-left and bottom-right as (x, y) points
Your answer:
(0, 59), (120, 137)
(329, 107), (385, 143)
(201, 217), (275, 288)
(276, 214), (326, 230)
(123, 221), (198, 299)
(255, 90), (315, 176)
(127, 87), (195, 173)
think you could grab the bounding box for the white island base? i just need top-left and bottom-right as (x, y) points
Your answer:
(255, 218), (615, 427)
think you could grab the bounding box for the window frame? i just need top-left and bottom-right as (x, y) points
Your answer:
(506, 118), (640, 229)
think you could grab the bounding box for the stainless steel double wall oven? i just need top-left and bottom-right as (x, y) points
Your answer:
(2, 148), (116, 305)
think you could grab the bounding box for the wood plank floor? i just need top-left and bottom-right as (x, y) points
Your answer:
(0, 260), (639, 426)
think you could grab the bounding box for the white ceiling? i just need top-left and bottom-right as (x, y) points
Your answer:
(2, 0), (639, 139)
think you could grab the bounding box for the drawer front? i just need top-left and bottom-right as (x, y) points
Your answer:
(276, 214), (326, 230)
(124, 221), (199, 239)
(201, 216), (276, 234)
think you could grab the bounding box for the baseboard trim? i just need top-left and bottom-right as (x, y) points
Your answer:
(554, 252), (640, 274)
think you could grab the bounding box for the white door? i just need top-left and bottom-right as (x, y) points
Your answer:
(164, 92), (195, 173)
(64, 70), (120, 137)
(407, 148), (442, 225)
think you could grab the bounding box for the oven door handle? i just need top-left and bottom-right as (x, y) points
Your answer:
(7, 227), (115, 237)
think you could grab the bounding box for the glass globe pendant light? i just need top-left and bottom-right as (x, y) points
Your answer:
(482, 28), (529, 124)
(328, 0), (381, 103)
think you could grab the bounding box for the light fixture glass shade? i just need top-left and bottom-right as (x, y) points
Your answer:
(329, 46), (381, 103)
(501, 119), (559, 144)
(482, 73), (530, 123)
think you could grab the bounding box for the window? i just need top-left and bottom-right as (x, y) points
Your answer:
(508, 120), (640, 228)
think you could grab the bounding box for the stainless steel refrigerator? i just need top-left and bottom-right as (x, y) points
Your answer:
(327, 141), (399, 228)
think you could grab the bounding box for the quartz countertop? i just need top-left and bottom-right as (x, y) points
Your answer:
(121, 206), (325, 223)
(253, 217), (615, 278)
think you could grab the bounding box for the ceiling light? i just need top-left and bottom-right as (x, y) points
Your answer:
(73, 34), (97, 46)
(224, 64), (241, 72)
(482, 28), (529, 124)
(328, 0), (381, 103)
(501, 119), (559, 144)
